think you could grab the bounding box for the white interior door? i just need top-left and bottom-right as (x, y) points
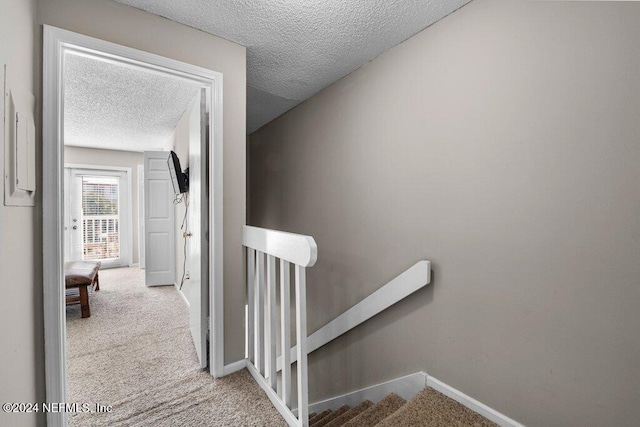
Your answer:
(187, 89), (209, 368)
(144, 151), (175, 286)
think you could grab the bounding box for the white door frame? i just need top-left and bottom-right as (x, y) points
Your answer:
(65, 164), (133, 268)
(138, 164), (145, 269)
(43, 25), (225, 427)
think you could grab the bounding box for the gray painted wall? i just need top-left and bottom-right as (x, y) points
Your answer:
(64, 146), (143, 265)
(249, 1), (640, 425)
(0, 1), (41, 426)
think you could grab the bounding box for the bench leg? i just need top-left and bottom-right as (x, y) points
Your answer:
(79, 285), (90, 318)
(94, 272), (100, 291)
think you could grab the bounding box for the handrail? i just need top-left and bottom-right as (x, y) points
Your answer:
(243, 225), (318, 267)
(244, 225), (317, 427)
(277, 260), (431, 372)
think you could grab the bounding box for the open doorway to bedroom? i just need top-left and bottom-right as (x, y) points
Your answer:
(60, 40), (210, 423)
(43, 26), (225, 426)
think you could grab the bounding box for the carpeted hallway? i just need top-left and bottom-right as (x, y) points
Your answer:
(65, 266), (286, 426)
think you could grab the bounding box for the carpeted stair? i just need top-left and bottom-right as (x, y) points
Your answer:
(343, 394), (406, 427)
(310, 409), (332, 425)
(313, 405), (351, 426)
(306, 388), (497, 426)
(324, 400), (374, 427)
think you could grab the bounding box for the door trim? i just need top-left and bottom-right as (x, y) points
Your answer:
(137, 164), (145, 269)
(43, 25), (225, 427)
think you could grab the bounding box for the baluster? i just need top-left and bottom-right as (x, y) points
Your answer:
(256, 251), (265, 375)
(295, 265), (309, 426)
(247, 248), (255, 364)
(280, 259), (292, 407)
(267, 255), (277, 389)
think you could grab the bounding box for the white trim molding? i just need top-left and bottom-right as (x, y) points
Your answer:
(301, 372), (427, 415)
(277, 261), (431, 371)
(65, 163), (132, 172)
(223, 359), (248, 376)
(174, 282), (190, 307)
(427, 376), (525, 427)
(43, 25), (68, 427)
(43, 25), (225, 427)
(243, 225), (317, 267)
(298, 372), (523, 427)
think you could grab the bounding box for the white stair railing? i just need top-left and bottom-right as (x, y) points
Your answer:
(278, 260), (431, 373)
(243, 225), (318, 427)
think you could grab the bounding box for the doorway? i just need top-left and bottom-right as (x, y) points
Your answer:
(43, 25), (225, 427)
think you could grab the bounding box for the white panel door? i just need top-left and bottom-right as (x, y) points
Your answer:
(144, 151), (175, 286)
(187, 89), (209, 368)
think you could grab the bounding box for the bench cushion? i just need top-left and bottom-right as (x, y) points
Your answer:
(64, 261), (101, 287)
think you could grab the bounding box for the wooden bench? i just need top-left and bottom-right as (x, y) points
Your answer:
(64, 261), (101, 318)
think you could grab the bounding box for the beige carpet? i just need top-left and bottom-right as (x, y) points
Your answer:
(375, 387), (497, 427)
(66, 266), (286, 426)
(312, 388), (497, 426)
(342, 394), (406, 427)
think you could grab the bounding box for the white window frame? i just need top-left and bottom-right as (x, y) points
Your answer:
(65, 164), (133, 268)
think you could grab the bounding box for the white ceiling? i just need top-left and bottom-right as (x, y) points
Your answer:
(64, 51), (201, 152)
(113, 0), (470, 133)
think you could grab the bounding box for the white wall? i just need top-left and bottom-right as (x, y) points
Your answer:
(249, 1), (640, 425)
(0, 1), (42, 426)
(64, 146), (143, 264)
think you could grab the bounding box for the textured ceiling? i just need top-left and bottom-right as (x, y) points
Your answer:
(113, 0), (470, 133)
(64, 51), (201, 152)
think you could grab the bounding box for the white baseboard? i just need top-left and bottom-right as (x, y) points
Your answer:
(223, 359), (247, 376)
(427, 376), (524, 427)
(174, 282), (190, 307)
(294, 371), (522, 427)
(302, 372), (427, 414)
(131, 262), (140, 268)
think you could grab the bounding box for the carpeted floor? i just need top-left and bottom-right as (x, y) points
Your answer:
(66, 266), (286, 426)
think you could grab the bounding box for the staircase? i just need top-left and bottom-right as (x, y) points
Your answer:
(243, 226), (503, 427)
(307, 387), (498, 427)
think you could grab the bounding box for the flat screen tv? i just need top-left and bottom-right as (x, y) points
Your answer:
(167, 151), (189, 194)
